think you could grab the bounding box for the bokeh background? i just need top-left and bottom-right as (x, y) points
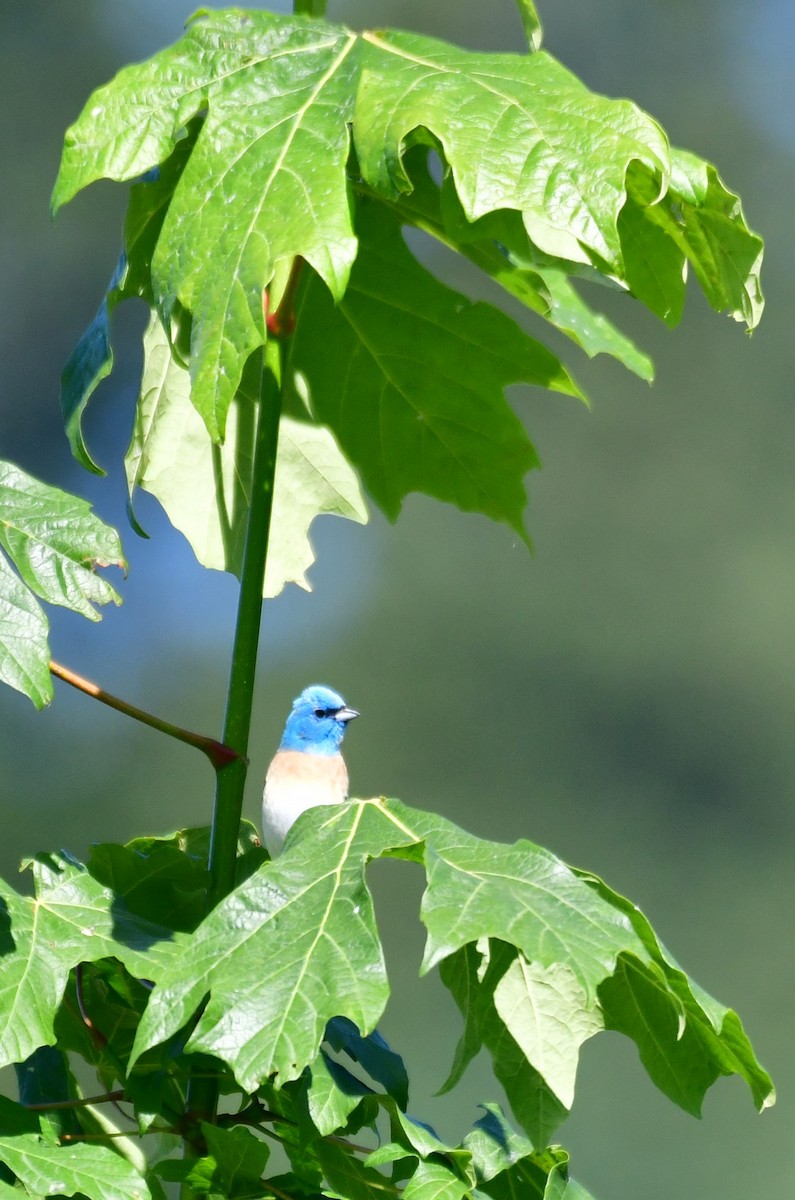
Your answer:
(1, 2), (792, 1197)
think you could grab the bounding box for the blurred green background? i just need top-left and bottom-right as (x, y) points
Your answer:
(1, 1), (792, 1197)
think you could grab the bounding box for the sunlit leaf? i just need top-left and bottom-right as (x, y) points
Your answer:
(0, 1097), (149, 1200)
(0, 461), (125, 707)
(0, 854), (172, 1070)
(130, 798), (771, 1143)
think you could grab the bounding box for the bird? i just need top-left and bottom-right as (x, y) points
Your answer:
(262, 684), (359, 857)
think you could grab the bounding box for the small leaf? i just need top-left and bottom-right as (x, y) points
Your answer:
(461, 1103), (534, 1182)
(403, 1160), (470, 1200)
(440, 941), (568, 1146)
(0, 461), (125, 620)
(622, 151), (764, 330)
(0, 461), (125, 707)
(669, 150), (764, 327)
(125, 313), (367, 598)
(493, 956), (603, 1108)
(307, 1051), (373, 1138)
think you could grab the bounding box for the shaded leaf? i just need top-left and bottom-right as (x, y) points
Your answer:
(60, 256), (126, 474)
(87, 821), (266, 935)
(290, 204), (580, 538)
(201, 1123), (270, 1198)
(325, 1017), (409, 1111)
(60, 125), (200, 475)
(618, 182), (686, 326)
(16, 1047), (83, 1146)
(125, 313), (367, 598)
(433, 168), (654, 380)
(313, 1138), (394, 1200)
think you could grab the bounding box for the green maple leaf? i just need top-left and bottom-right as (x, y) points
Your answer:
(0, 462), (125, 708)
(0, 853), (173, 1070)
(54, 8), (762, 551)
(289, 204), (580, 536)
(129, 798), (772, 1144)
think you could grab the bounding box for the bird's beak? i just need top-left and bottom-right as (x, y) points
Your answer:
(337, 707), (359, 722)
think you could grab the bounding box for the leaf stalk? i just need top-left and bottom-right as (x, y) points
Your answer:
(49, 661), (240, 770)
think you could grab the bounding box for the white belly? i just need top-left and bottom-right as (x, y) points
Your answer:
(262, 750), (349, 857)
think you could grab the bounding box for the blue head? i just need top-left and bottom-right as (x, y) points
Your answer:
(279, 685), (359, 756)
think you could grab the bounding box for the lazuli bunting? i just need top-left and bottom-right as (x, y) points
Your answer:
(262, 685), (359, 857)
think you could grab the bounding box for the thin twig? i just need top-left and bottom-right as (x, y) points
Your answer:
(59, 1127), (176, 1142)
(50, 660), (242, 770)
(24, 1089), (126, 1112)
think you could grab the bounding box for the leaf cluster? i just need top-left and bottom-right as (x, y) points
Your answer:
(52, 8), (761, 594)
(0, 803), (773, 1198)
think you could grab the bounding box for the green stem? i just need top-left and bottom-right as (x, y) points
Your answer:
(180, 336), (285, 1195)
(207, 336), (283, 910)
(24, 1090), (126, 1112)
(293, 0), (327, 15)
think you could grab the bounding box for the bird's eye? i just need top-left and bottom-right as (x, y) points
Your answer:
(314, 708), (328, 718)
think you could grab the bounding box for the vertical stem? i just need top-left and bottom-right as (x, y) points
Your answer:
(293, 0), (328, 15)
(206, 337), (283, 910)
(180, 338), (283, 1175)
